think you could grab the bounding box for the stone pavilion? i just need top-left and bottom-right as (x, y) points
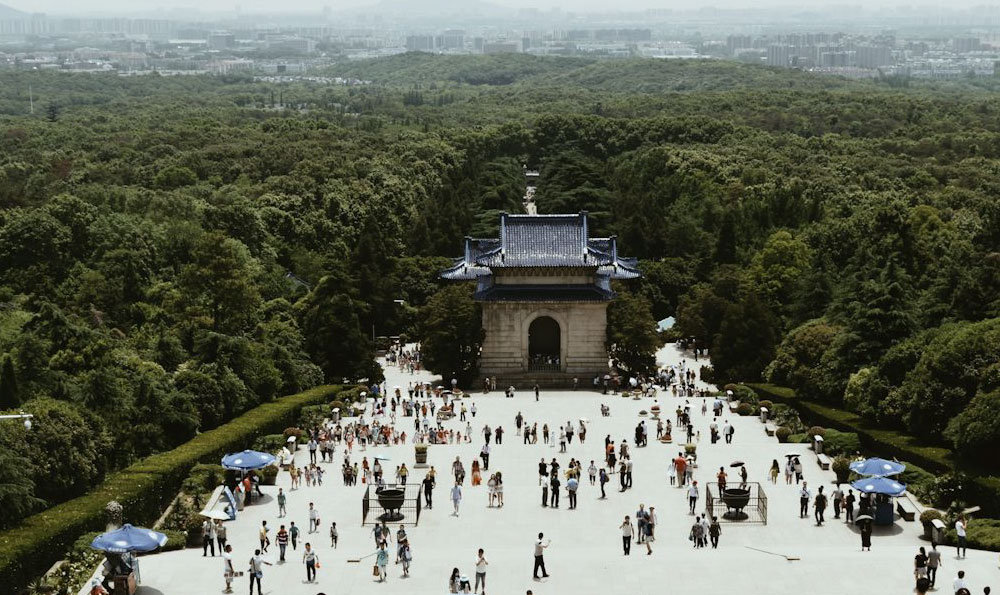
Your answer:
(442, 212), (640, 387)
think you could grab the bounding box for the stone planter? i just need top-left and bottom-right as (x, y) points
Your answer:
(414, 446), (428, 468)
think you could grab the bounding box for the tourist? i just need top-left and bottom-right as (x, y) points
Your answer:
(216, 521), (227, 553)
(202, 518), (217, 557)
(396, 525), (407, 563)
(302, 543), (319, 583)
(330, 522), (338, 549)
(717, 467), (727, 491)
(620, 516), (634, 555)
(709, 516), (721, 548)
(770, 459), (780, 484)
(567, 475), (579, 509)
(248, 549), (271, 595)
(449, 568), (461, 593)
(550, 473), (561, 507)
(845, 490), (856, 523)
(423, 472), (435, 509)
(914, 546), (928, 588)
(533, 533), (550, 579)
(669, 458), (677, 486)
(496, 472), (504, 507)
(814, 486), (827, 525)
(859, 518), (872, 551)
(276, 525), (289, 562)
(832, 484), (844, 518)
(599, 467), (609, 498)
(472, 459), (482, 487)
(400, 542), (412, 576)
(784, 458), (794, 484)
(474, 548), (488, 594)
(625, 458), (634, 488)
(452, 481), (463, 516)
(690, 516), (705, 549)
(793, 457), (804, 483)
(289, 521), (299, 550)
(453, 457), (466, 485)
(954, 570), (969, 594)
(928, 543), (942, 587)
(955, 515), (968, 558)
(588, 460), (597, 485)
(534, 384), (540, 401)
(258, 520), (270, 553)
(375, 544), (389, 582)
(309, 503), (320, 534)
(277, 487), (286, 518)
(799, 482), (811, 518)
(687, 480), (699, 514)
(481, 442), (491, 470)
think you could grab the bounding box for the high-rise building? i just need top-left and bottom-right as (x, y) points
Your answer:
(953, 37), (981, 53)
(406, 35), (435, 51)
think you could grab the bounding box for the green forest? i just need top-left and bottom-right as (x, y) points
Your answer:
(1, 54), (1000, 533)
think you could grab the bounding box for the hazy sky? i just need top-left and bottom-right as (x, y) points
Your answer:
(8, 0), (970, 15)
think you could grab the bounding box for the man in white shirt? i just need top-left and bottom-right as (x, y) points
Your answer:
(723, 420), (733, 444)
(533, 533), (550, 579)
(953, 570), (968, 594)
(687, 481), (699, 514)
(222, 545), (234, 593)
(800, 483), (811, 518)
(474, 548), (488, 594)
(955, 515), (967, 557)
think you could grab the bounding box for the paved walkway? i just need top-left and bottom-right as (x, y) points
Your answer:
(134, 344), (998, 595)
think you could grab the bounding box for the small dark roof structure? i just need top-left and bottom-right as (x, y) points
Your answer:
(442, 212), (640, 282)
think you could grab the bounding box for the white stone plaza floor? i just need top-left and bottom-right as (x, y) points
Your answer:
(135, 344), (999, 595)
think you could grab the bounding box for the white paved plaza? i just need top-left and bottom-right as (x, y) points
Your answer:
(135, 345), (999, 595)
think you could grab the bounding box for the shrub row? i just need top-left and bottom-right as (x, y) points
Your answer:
(0, 384), (344, 593)
(746, 383), (1000, 517)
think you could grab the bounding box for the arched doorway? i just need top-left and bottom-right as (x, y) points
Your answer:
(528, 316), (561, 371)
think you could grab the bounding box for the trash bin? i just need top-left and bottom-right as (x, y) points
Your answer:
(759, 407), (769, 423)
(814, 434), (824, 454)
(931, 518), (947, 543)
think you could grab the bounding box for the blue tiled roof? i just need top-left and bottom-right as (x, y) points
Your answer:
(474, 284), (617, 302)
(441, 212), (641, 285)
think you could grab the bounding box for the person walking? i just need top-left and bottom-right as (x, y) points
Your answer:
(308, 502), (320, 533)
(533, 533), (550, 579)
(769, 459), (780, 484)
(423, 472), (435, 509)
(474, 548), (488, 594)
(248, 549), (271, 595)
(588, 461), (597, 486)
(914, 546), (928, 588)
(709, 516), (721, 548)
(330, 522), (338, 549)
(620, 516), (634, 555)
(534, 384), (540, 401)
(276, 525), (289, 562)
(258, 521), (270, 553)
(814, 486), (827, 525)
(567, 475), (579, 509)
(302, 543), (319, 583)
(452, 481), (463, 516)
(222, 544), (234, 594)
(955, 515), (968, 558)
(375, 544), (389, 582)
(203, 518), (217, 557)
(289, 521), (299, 551)
(845, 489), (856, 523)
(799, 482), (811, 518)
(481, 442), (491, 471)
(277, 487), (286, 518)
(216, 521), (227, 553)
(832, 484), (844, 519)
(550, 474), (561, 508)
(599, 467), (609, 499)
(687, 481), (699, 514)
(400, 542), (412, 576)
(927, 542), (942, 587)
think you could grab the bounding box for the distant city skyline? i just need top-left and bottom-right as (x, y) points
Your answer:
(9, 0), (1000, 16)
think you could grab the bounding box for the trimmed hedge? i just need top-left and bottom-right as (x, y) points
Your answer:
(746, 383), (1000, 518)
(0, 384), (343, 593)
(746, 384), (954, 472)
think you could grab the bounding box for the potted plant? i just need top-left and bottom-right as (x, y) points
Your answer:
(639, 410), (648, 417)
(684, 443), (697, 466)
(621, 391), (631, 398)
(261, 464), (279, 486)
(414, 444), (428, 466)
(831, 455), (851, 484)
(920, 509), (944, 541)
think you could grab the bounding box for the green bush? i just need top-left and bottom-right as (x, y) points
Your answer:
(736, 402), (754, 416)
(252, 434), (287, 454)
(759, 400), (773, 411)
(832, 455), (852, 483)
(919, 509), (943, 526)
(329, 400), (346, 413)
(787, 433), (809, 443)
(899, 461), (936, 502)
(298, 404), (328, 428)
(0, 384), (343, 593)
(775, 426), (791, 442)
(807, 425), (826, 439)
(822, 429), (861, 456)
(943, 519), (1000, 552)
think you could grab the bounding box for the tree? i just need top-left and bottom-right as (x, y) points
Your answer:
(418, 284), (484, 387)
(296, 274), (377, 383)
(606, 290), (660, 375)
(0, 450), (43, 528)
(0, 354), (18, 409)
(750, 230), (811, 307)
(711, 292), (779, 383)
(945, 390), (1000, 462)
(180, 232), (261, 334)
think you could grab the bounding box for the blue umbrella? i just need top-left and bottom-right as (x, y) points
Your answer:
(91, 524), (168, 553)
(851, 476), (907, 497)
(221, 450), (276, 471)
(849, 457), (906, 477)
